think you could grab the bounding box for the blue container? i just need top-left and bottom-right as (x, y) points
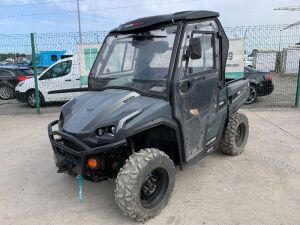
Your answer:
(35, 51), (66, 67)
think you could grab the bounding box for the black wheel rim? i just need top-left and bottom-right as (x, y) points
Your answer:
(140, 168), (169, 208)
(235, 123), (246, 147)
(246, 86), (256, 104)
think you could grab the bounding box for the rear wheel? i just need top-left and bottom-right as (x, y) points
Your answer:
(245, 85), (257, 105)
(115, 148), (175, 222)
(220, 112), (249, 156)
(0, 85), (14, 100)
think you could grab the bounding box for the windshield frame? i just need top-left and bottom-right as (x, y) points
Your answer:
(88, 24), (181, 100)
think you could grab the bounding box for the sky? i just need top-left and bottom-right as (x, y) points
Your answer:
(0, 0), (299, 33)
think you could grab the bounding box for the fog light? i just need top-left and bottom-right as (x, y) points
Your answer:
(87, 158), (99, 169)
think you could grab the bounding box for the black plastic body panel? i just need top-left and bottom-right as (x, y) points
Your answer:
(226, 79), (250, 115)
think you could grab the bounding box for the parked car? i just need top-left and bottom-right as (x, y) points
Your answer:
(244, 66), (274, 104)
(0, 66), (34, 100)
(244, 55), (253, 67)
(15, 57), (83, 107)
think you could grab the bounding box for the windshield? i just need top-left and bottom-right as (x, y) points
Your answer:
(89, 25), (177, 97)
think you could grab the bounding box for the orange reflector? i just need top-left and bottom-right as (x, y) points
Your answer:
(87, 158), (98, 169)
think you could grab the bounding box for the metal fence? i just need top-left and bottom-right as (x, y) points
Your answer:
(0, 24), (300, 115)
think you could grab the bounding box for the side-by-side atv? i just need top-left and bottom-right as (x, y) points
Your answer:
(48, 10), (250, 222)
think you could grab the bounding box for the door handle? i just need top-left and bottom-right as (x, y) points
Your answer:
(180, 80), (192, 93)
(65, 79), (71, 82)
(76, 78), (80, 81)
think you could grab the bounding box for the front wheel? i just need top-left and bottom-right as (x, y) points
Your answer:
(27, 91), (43, 108)
(245, 85), (257, 105)
(115, 148), (175, 222)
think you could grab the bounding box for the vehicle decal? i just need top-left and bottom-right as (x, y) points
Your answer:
(206, 136), (216, 146)
(116, 109), (143, 132)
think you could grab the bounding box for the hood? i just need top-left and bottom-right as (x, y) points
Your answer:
(60, 89), (169, 136)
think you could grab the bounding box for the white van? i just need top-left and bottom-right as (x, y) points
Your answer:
(15, 57), (84, 107)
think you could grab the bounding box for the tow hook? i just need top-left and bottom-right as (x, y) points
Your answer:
(57, 161), (73, 173)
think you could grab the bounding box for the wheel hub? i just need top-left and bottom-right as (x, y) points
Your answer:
(246, 86), (257, 103)
(140, 168), (169, 208)
(235, 123), (246, 147)
(142, 174), (159, 196)
(28, 93), (36, 106)
(249, 88), (256, 98)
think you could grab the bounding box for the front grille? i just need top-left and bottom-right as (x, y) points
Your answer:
(56, 147), (81, 162)
(62, 138), (84, 152)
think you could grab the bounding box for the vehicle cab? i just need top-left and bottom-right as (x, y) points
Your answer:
(48, 11), (249, 222)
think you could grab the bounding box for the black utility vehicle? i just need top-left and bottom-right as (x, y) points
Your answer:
(48, 11), (250, 222)
(244, 66), (274, 104)
(0, 66), (33, 100)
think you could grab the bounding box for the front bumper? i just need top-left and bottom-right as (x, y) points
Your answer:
(15, 91), (27, 103)
(48, 120), (127, 175)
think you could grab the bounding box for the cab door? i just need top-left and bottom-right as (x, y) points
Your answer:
(173, 20), (221, 162)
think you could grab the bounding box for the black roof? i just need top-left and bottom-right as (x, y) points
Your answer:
(110, 10), (219, 34)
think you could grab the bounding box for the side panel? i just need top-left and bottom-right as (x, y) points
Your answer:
(205, 87), (228, 146)
(227, 79), (250, 115)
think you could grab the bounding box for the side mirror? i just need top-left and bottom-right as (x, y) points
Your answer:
(184, 37), (202, 60)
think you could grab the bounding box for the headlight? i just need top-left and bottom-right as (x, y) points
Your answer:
(95, 110), (142, 137)
(96, 125), (116, 137)
(109, 126), (116, 134)
(17, 81), (25, 87)
(97, 128), (105, 136)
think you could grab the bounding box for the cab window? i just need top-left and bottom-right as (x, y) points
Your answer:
(187, 32), (215, 74)
(176, 20), (219, 80)
(40, 60), (72, 80)
(0, 70), (14, 77)
(103, 42), (136, 74)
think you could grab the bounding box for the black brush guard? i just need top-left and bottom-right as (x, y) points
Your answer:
(48, 120), (126, 175)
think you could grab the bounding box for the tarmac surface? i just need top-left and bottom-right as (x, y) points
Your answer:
(0, 109), (299, 225)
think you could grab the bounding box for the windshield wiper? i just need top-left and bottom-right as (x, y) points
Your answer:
(129, 34), (167, 39)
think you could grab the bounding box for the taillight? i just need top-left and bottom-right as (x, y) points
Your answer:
(265, 74), (272, 81)
(17, 75), (29, 81)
